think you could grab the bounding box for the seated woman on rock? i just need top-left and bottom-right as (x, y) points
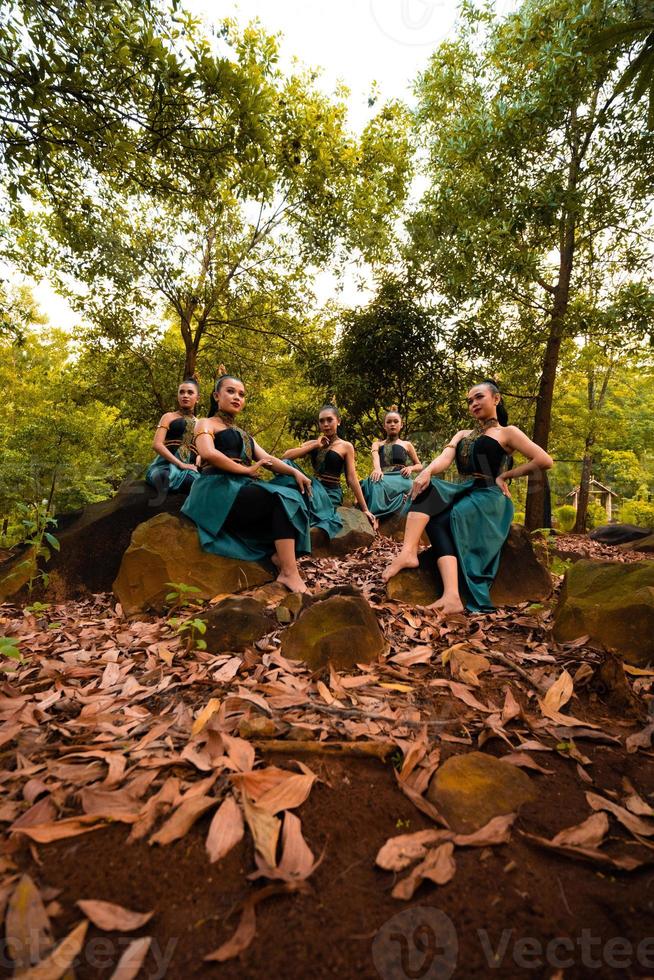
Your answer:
(361, 407), (422, 519)
(181, 372), (312, 593)
(382, 381), (553, 614)
(146, 378), (201, 498)
(281, 403), (377, 532)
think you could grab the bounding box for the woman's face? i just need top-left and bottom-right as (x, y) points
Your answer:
(215, 378), (245, 415)
(384, 413), (402, 438)
(467, 385), (499, 421)
(318, 410), (339, 438)
(177, 383), (199, 411)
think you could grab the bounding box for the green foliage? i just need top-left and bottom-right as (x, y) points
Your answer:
(169, 616), (207, 652)
(588, 1), (654, 127)
(553, 504), (577, 531)
(164, 582), (204, 615)
(0, 636), (23, 670)
(620, 498), (654, 527)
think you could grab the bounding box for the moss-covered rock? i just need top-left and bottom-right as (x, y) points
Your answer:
(280, 594), (387, 670)
(0, 546), (36, 602)
(201, 597), (271, 653)
(386, 525), (552, 607)
(113, 513), (273, 617)
(310, 507), (375, 558)
(619, 533), (654, 555)
(427, 752), (536, 833)
(553, 560), (654, 665)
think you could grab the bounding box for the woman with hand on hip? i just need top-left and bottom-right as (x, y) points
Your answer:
(145, 378), (201, 499)
(382, 381), (552, 614)
(361, 407), (422, 519)
(182, 372), (312, 593)
(281, 402), (378, 532)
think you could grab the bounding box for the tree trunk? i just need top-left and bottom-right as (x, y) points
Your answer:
(573, 445), (593, 533)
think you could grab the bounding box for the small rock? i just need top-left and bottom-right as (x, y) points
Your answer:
(427, 752), (536, 833)
(619, 532), (654, 555)
(202, 597), (271, 654)
(553, 559), (654, 666)
(281, 594), (387, 670)
(113, 513), (273, 617)
(386, 525), (552, 607)
(276, 592), (312, 623)
(311, 507), (375, 558)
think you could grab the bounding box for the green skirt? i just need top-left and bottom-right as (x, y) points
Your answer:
(406, 478), (513, 613)
(272, 463), (343, 539)
(181, 472), (311, 561)
(145, 454), (200, 494)
(361, 471), (413, 518)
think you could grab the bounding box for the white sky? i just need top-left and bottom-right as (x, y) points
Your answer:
(30, 0), (518, 328)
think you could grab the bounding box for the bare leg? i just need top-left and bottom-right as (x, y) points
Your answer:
(428, 555), (464, 614)
(382, 512), (429, 582)
(274, 537), (307, 593)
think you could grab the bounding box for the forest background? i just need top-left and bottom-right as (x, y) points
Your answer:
(1, 0), (653, 545)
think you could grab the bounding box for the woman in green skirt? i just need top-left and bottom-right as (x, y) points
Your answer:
(146, 379), (201, 499)
(382, 382), (553, 614)
(361, 407), (422, 519)
(182, 374), (312, 593)
(281, 403), (377, 532)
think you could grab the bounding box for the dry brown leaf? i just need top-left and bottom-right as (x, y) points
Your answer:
(550, 812), (609, 848)
(501, 688), (522, 725)
(12, 816), (106, 843)
(6, 874), (53, 971)
(540, 669), (573, 717)
(376, 829), (452, 871)
(392, 842), (456, 900)
(445, 647), (491, 686)
(203, 885), (295, 962)
(626, 721), (654, 753)
(221, 733), (255, 773)
(453, 813), (516, 847)
(206, 795), (244, 863)
(149, 795), (217, 846)
(586, 792), (654, 838)
(501, 752), (554, 774)
(522, 832), (645, 871)
(191, 698), (221, 737)
(234, 770), (316, 815)
(277, 811), (317, 881)
(390, 647), (433, 667)
(242, 794), (281, 867)
(108, 936), (152, 980)
(624, 792), (654, 818)
(76, 900), (153, 932)
(13, 920), (88, 980)
(446, 681), (495, 713)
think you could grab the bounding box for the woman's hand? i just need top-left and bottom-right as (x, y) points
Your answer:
(294, 470), (313, 497)
(370, 467), (383, 483)
(495, 474), (512, 499)
(176, 461), (198, 471)
(363, 509), (378, 531)
(400, 466), (412, 478)
(313, 436), (329, 450)
(411, 469), (431, 499)
(250, 457), (276, 477)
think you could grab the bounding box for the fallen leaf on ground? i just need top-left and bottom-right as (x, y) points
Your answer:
(392, 842), (456, 900)
(12, 816), (106, 843)
(6, 875), (53, 971)
(586, 792), (654, 838)
(204, 884), (299, 962)
(108, 936), (152, 980)
(551, 812), (609, 848)
(453, 813), (516, 847)
(242, 795), (281, 867)
(233, 769), (315, 815)
(376, 829), (452, 871)
(13, 920), (88, 980)
(540, 669), (573, 717)
(521, 832), (645, 871)
(76, 899), (153, 932)
(206, 796), (244, 863)
(149, 796), (217, 846)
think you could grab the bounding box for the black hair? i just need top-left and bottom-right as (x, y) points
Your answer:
(208, 374), (242, 417)
(384, 405), (402, 423)
(479, 379), (509, 426)
(179, 377), (200, 391)
(319, 403), (341, 421)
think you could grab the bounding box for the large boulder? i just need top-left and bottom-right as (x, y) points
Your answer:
(427, 752), (536, 833)
(310, 506), (375, 558)
(113, 513), (273, 617)
(0, 546), (37, 602)
(590, 523), (652, 546)
(619, 533), (654, 555)
(553, 560), (654, 666)
(386, 525), (552, 607)
(44, 480), (186, 597)
(202, 597), (272, 653)
(280, 594), (387, 670)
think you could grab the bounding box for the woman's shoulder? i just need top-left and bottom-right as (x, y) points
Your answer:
(158, 410), (179, 425)
(194, 417), (218, 433)
(336, 438), (353, 453)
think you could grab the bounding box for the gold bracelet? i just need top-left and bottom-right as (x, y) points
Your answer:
(156, 424), (169, 431)
(445, 444), (457, 450)
(195, 429), (213, 437)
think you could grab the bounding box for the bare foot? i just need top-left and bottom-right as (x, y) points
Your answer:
(381, 551), (419, 583)
(427, 595), (464, 616)
(277, 571), (308, 593)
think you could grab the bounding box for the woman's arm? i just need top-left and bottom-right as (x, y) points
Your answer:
(370, 440), (383, 483)
(344, 444), (377, 528)
(194, 425), (259, 476)
(410, 432), (467, 498)
(152, 413), (197, 471)
(282, 438), (324, 461)
(495, 427), (553, 498)
(252, 441), (312, 495)
(400, 441), (423, 477)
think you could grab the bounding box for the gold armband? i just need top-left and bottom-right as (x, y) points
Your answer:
(156, 424), (169, 432)
(195, 429), (213, 437)
(445, 444), (457, 450)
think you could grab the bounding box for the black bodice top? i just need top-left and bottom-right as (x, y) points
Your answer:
(456, 434), (509, 481)
(310, 447), (345, 479)
(164, 415), (197, 461)
(380, 442), (409, 470)
(213, 426), (255, 460)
